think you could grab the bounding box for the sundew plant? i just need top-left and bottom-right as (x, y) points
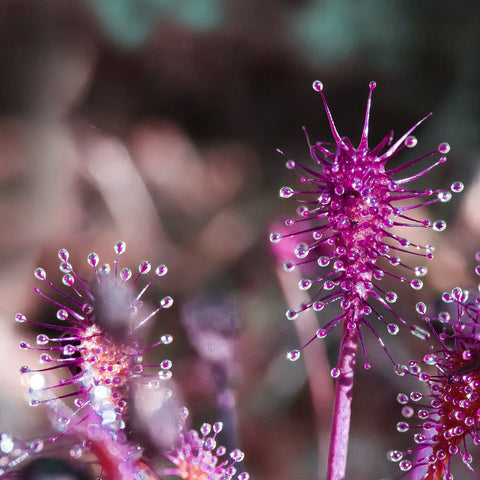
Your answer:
(0, 81), (475, 480)
(270, 81), (470, 480)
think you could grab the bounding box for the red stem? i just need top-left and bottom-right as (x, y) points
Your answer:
(327, 324), (358, 480)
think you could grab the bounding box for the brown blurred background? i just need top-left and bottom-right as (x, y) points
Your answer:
(1, 1), (480, 479)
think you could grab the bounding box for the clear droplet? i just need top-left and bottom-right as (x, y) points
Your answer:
(279, 186), (294, 198)
(63, 345), (76, 356)
(404, 136), (417, 148)
(160, 334), (173, 344)
(15, 313), (27, 323)
(399, 460), (412, 472)
(410, 391), (423, 401)
(36, 334), (49, 345)
(120, 268), (132, 281)
(317, 256), (330, 267)
(294, 243), (309, 258)
(160, 359), (172, 370)
(283, 261), (296, 272)
(87, 253), (99, 267)
(158, 370), (172, 380)
(99, 264), (110, 275)
(58, 249), (70, 262)
(270, 232), (282, 243)
(402, 406), (414, 418)
(438, 142), (450, 154)
(59, 262), (72, 273)
(432, 220), (446, 232)
(286, 310), (298, 320)
(330, 367), (340, 378)
(387, 324), (399, 335)
(423, 353), (437, 365)
(287, 349), (300, 361)
(414, 266), (427, 277)
(415, 302), (427, 315)
(385, 291), (398, 303)
(312, 302), (325, 312)
(298, 279), (312, 290)
(316, 329), (327, 338)
(114, 241), (126, 254)
(312, 80), (323, 92)
(410, 279), (423, 290)
(160, 296), (174, 308)
(438, 191), (452, 202)
(396, 422), (410, 433)
(34, 268), (46, 280)
(56, 309), (69, 321)
(40, 354), (52, 363)
(155, 265), (168, 276)
(62, 274), (74, 286)
(70, 446), (83, 459)
(139, 261), (151, 274)
(451, 181), (464, 193)
(387, 450), (404, 462)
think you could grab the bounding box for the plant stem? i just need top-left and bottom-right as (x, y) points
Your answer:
(326, 324), (358, 480)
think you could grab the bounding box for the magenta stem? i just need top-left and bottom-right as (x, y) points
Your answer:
(327, 324), (358, 480)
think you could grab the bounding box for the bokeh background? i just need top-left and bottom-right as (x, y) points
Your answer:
(1, 1), (480, 479)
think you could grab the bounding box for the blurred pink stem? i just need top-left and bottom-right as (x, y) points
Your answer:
(275, 264), (334, 479)
(327, 325), (358, 480)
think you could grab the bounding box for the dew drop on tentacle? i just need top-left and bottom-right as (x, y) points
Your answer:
(451, 181), (464, 193)
(312, 80), (323, 92)
(62, 274), (74, 286)
(114, 241), (127, 255)
(59, 262), (72, 273)
(432, 220), (447, 232)
(414, 266), (428, 277)
(87, 252), (99, 267)
(286, 309), (298, 320)
(160, 296), (174, 309)
(279, 186), (294, 198)
(387, 324), (399, 335)
(404, 136), (417, 148)
(34, 268), (46, 281)
(385, 291), (398, 303)
(160, 334), (173, 344)
(270, 232), (282, 244)
(330, 367), (340, 378)
(58, 248), (69, 262)
(387, 450), (404, 462)
(139, 261), (151, 274)
(156, 264), (168, 276)
(36, 334), (49, 345)
(438, 191), (452, 202)
(287, 349), (300, 361)
(56, 309), (69, 320)
(15, 313), (27, 323)
(120, 268), (132, 281)
(415, 302), (427, 315)
(410, 279), (423, 290)
(283, 261), (296, 272)
(438, 142), (451, 154)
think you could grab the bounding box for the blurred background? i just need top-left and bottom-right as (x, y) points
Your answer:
(1, 1), (480, 479)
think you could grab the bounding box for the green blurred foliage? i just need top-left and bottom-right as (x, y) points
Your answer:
(89, 0), (223, 48)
